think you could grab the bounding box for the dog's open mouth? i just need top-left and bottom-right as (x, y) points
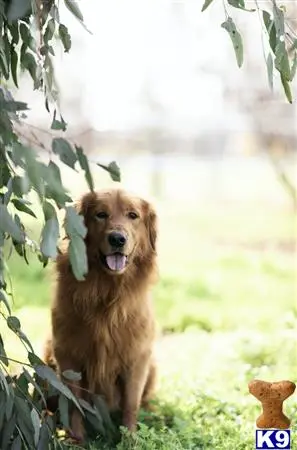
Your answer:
(101, 252), (128, 272)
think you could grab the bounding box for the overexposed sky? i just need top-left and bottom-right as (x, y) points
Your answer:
(20, 0), (286, 135)
(78, 0), (226, 133)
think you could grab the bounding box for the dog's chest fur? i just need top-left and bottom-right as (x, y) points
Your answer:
(68, 279), (154, 370)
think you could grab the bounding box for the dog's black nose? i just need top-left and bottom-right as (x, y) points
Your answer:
(108, 231), (127, 248)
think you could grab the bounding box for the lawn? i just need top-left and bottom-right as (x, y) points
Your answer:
(1, 198), (296, 449)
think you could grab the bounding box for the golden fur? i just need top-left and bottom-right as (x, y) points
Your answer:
(44, 188), (158, 441)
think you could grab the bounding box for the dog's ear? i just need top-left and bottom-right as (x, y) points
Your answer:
(75, 192), (96, 218)
(143, 200), (157, 252)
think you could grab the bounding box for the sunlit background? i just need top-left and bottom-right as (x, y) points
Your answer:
(4, 0), (297, 447)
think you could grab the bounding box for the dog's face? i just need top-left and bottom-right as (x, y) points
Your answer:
(77, 189), (157, 275)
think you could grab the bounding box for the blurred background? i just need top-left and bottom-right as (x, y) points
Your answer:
(4, 0), (297, 447)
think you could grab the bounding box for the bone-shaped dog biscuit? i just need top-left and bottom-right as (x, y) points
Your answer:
(248, 379), (296, 429)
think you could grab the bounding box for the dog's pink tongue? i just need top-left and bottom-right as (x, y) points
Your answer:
(106, 254), (127, 271)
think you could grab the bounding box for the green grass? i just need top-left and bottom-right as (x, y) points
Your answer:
(1, 200), (296, 449)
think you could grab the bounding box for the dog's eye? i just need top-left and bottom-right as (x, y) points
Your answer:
(96, 211), (109, 219)
(128, 211), (139, 220)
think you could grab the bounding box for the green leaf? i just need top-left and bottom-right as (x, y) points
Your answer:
(47, 45), (55, 57)
(0, 367), (9, 393)
(227, 0), (255, 11)
(0, 289), (11, 315)
(44, 55), (54, 92)
(85, 409), (105, 435)
(12, 175), (31, 197)
(79, 398), (97, 415)
(40, 217), (60, 259)
(201, 0), (215, 12)
(10, 44), (18, 88)
(37, 422), (50, 449)
(221, 18), (243, 68)
(28, 352), (45, 366)
(51, 110), (67, 131)
(262, 11), (277, 54)
(266, 53), (273, 90)
(31, 408), (40, 446)
(65, 206), (87, 239)
(275, 41), (291, 81)
(93, 394), (115, 433)
(0, 333), (9, 367)
(52, 137), (77, 169)
(44, 161), (72, 207)
(65, 206), (88, 280)
(97, 161), (121, 182)
(69, 236), (88, 281)
(290, 52), (297, 82)
(0, 34), (10, 79)
(64, 0), (84, 22)
(18, 330), (34, 353)
(0, 156), (10, 188)
(1, 414), (16, 450)
(76, 146), (94, 191)
(44, 18), (55, 44)
(34, 365), (84, 414)
(272, 2), (285, 38)
(15, 396), (34, 447)
(19, 23), (31, 46)
(58, 394), (70, 428)
(7, 315), (21, 332)
(15, 372), (29, 394)
(10, 143), (25, 168)
(37, 253), (49, 268)
(23, 367), (46, 406)
(50, 4), (60, 22)
(6, 0), (31, 22)
(5, 386), (14, 418)
(62, 369), (82, 381)
(0, 391), (5, 431)
(14, 213), (25, 234)
(11, 198), (36, 218)
(0, 100), (28, 112)
(11, 435), (22, 450)
(3, 178), (13, 205)
(59, 24), (71, 53)
(0, 204), (24, 242)
(8, 23), (20, 45)
(42, 201), (56, 221)
(21, 52), (37, 84)
(12, 239), (26, 260)
(280, 73), (292, 103)
(19, 145), (45, 199)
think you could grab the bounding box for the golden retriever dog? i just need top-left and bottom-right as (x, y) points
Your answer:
(44, 188), (158, 442)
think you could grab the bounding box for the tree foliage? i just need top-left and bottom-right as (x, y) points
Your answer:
(203, 0), (297, 103)
(0, 0), (119, 447)
(0, 0), (296, 448)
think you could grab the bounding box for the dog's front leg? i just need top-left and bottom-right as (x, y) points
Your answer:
(122, 355), (151, 432)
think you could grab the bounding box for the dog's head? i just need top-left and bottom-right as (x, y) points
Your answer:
(76, 189), (157, 275)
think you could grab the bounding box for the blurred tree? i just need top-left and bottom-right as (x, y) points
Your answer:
(222, 2), (297, 210)
(202, 0), (297, 103)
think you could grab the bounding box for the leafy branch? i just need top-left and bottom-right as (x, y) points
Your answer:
(0, 0), (119, 447)
(202, 0), (297, 102)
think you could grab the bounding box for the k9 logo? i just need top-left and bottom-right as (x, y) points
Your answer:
(256, 430), (291, 449)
